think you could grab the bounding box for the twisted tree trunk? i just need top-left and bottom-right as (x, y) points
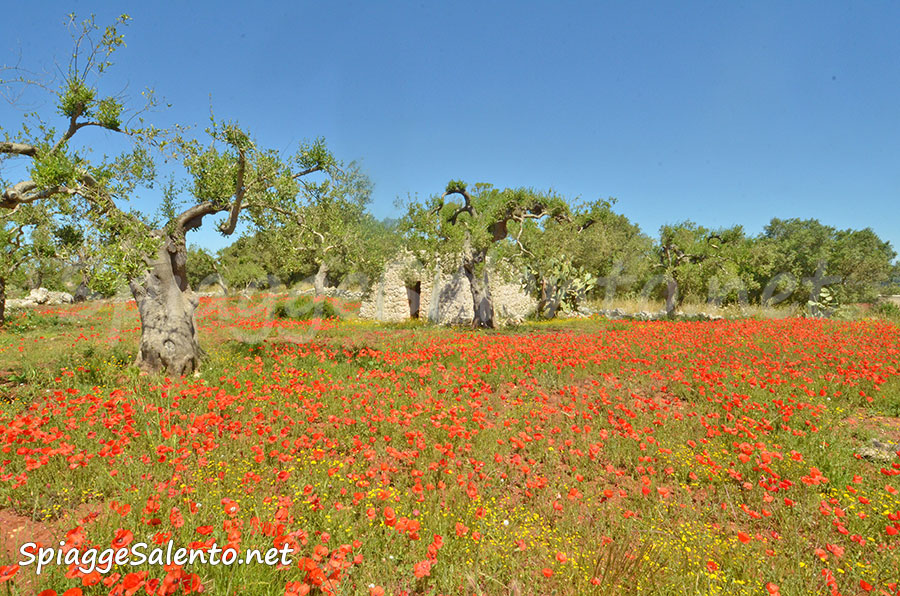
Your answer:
(466, 268), (494, 328)
(462, 247), (494, 328)
(665, 277), (679, 319)
(129, 234), (201, 376)
(0, 277), (6, 326)
(314, 262), (329, 297)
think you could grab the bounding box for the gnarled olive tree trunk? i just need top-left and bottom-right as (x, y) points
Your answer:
(462, 247), (494, 328)
(0, 277), (6, 326)
(313, 261), (329, 296)
(664, 277), (679, 319)
(129, 234), (201, 376)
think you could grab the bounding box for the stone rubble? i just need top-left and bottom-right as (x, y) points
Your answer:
(6, 287), (74, 309)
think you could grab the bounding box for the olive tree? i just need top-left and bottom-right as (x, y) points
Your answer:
(1, 14), (157, 323)
(259, 161), (392, 295)
(121, 124), (341, 375)
(1, 15), (346, 375)
(216, 235), (270, 292)
(0, 205), (50, 323)
(512, 198), (650, 316)
(760, 218), (896, 305)
(653, 222), (747, 316)
(402, 181), (571, 328)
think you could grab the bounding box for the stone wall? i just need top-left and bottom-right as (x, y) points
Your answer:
(359, 253), (536, 325)
(358, 255), (418, 322)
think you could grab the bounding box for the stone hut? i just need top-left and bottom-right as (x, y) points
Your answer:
(359, 252), (536, 325)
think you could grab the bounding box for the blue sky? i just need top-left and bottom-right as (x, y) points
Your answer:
(2, 1), (898, 256)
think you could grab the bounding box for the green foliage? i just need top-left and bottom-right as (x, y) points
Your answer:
(184, 145), (241, 204)
(887, 263), (900, 295)
(186, 247), (219, 289)
(651, 221), (752, 311)
(57, 78), (95, 119)
(69, 13), (131, 74)
(403, 183), (571, 273)
(84, 210), (162, 291)
(513, 198), (653, 314)
(258, 158), (394, 288)
(55, 14), (131, 125)
(31, 149), (81, 188)
(293, 137), (337, 173)
(524, 257), (597, 314)
(2, 13), (161, 305)
(220, 123), (251, 151)
(0, 204), (62, 301)
(872, 301), (900, 321)
(403, 183), (651, 322)
(272, 295), (343, 320)
(760, 218), (896, 305)
(85, 269), (121, 297)
(155, 178), (184, 229)
(445, 179), (467, 195)
(54, 224), (84, 248)
(96, 97), (122, 130)
(217, 236), (269, 290)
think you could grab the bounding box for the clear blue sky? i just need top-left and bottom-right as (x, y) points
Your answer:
(2, 1), (899, 256)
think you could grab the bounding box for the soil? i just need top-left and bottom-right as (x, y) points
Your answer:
(0, 503), (104, 595)
(844, 410), (900, 443)
(0, 369), (26, 403)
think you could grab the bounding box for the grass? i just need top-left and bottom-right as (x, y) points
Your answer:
(585, 296), (805, 319)
(0, 296), (898, 595)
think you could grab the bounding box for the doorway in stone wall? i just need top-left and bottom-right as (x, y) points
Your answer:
(406, 281), (421, 319)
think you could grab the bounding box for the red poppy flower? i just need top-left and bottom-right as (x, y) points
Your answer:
(112, 528), (134, 549)
(0, 565), (19, 582)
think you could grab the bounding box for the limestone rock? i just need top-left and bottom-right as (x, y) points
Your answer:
(28, 287), (50, 304)
(47, 291), (74, 304)
(858, 439), (898, 463)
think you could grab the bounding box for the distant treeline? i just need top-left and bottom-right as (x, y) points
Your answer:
(171, 209), (900, 314)
(10, 190), (898, 318)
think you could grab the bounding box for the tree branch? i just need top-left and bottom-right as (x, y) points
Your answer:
(512, 222), (534, 258)
(175, 201), (229, 235)
(291, 165), (323, 180)
(8, 222), (26, 252)
(442, 188), (475, 224)
(218, 147), (247, 236)
(50, 119), (110, 154)
(262, 202), (328, 247)
(1, 181), (75, 209)
(0, 142), (38, 157)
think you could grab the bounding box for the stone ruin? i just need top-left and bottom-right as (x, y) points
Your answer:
(359, 253), (536, 325)
(6, 287), (75, 309)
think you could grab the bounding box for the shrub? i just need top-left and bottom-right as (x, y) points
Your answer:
(272, 295), (343, 320)
(872, 300), (900, 321)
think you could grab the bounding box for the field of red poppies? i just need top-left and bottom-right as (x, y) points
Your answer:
(0, 296), (899, 596)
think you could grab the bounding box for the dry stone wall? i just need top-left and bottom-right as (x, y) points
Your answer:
(359, 254), (536, 325)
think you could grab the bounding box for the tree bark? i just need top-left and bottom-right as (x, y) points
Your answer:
(665, 277), (679, 318)
(0, 277), (6, 326)
(129, 235), (201, 376)
(537, 278), (548, 319)
(537, 277), (562, 319)
(462, 251), (494, 328)
(314, 262), (329, 297)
